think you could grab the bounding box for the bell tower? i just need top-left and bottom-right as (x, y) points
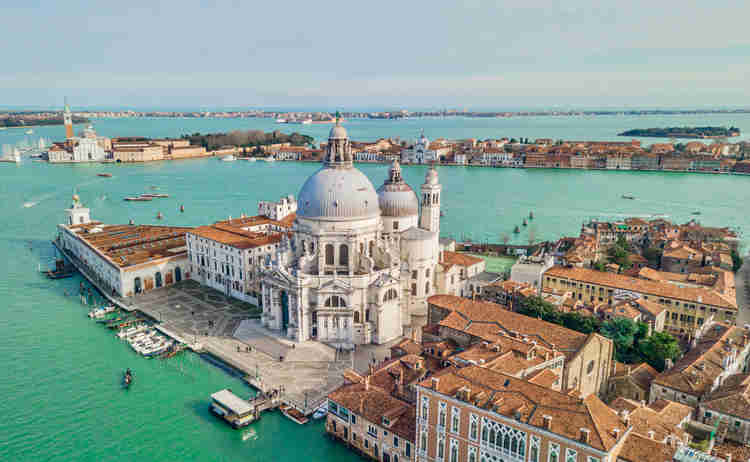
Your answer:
(419, 165), (441, 234)
(64, 98), (74, 139)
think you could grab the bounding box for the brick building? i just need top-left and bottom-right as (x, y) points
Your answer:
(427, 295), (614, 398)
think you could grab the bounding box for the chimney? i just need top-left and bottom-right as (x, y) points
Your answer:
(431, 377), (440, 390)
(365, 375), (370, 391)
(580, 428), (590, 444)
(542, 415), (552, 430)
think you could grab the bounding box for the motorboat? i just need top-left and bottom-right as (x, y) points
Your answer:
(312, 402), (328, 420)
(97, 173), (113, 177)
(124, 196), (152, 202)
(140, 193), (169, 198)
(245, 157), (257, 162)
(513, 225), (520, 234)
(117, 324), (149, 339)
(25, 129), (33, 135)
(279, 404), (309, 424)
(221, 155), (236, 162)
(621, 194), (635, 200)
(522, 218), (528, 227)
(88, 305), (117, 319)
(263, 157), (275, 162)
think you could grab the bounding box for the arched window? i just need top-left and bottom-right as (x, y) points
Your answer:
(369, 240), (374, 256)
(426, 268), (430, 278)
(359, 242), (364, 255)
(425, 282), (430, 294)
(325, 244), (334, 265)
(324, 296), (347, 308)
(155, 272), (163, 288)
(339, 244), (348, 266)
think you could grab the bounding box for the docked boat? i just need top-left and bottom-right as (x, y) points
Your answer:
(621, 194), (635, 200)
(41, 259), (76, 279)
(180, 205), (185, 213)
(124, 196), (152, 202)
(245, 157), (257, 162)
(279, 404), (309, 425)
(117, 324), (149, 339)
(312, 402), (328, 420)
(88, 305), (117, 319)
(221, 154), (236, 162)
(210, 389), (260, 428)
(0, 148), (21, 163)
(263, 157), (275, 162)
(97, 173), (112, 178)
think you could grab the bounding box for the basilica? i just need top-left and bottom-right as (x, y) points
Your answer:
(259, 120), (445, 346)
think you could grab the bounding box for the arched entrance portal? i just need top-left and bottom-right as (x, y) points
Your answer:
(155, 272), (163, 288)
(174, 266), (182, 282)
(280, 290), (290, 333)
(134, 277), (142, 294)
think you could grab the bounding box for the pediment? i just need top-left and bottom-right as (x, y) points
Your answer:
(319, 278), (353, 292)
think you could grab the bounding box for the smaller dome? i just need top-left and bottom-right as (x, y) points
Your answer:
(377, 160), (418, 217)
(329, 124), (347, 140)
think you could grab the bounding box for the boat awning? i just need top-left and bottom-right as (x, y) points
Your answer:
(211, 389), (253, 415)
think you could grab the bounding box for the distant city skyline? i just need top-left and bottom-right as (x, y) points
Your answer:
(3, 0), (749, 109)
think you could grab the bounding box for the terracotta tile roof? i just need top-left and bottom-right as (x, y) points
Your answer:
(713, 441), (750, 462)
(391, 338), (424, 356)
(702, 373), (750, 420)
(611, 362), (659, 391)
(418, 365), (625, 452)
(428, 295), (594, 359)
(327, 382), (415, 441)
(439, 251), (484, 270)
(652, 323), (750, 396)
(70, 223), (192, 268)
(525, 368), (559, 389)
(545, 266), (737, 310)
(617, 433), (677, 462)
(663, 245), (703, 260)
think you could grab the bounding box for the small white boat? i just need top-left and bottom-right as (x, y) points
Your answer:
(221, 154), (236, 162)
(245, 157), (257, 162)
(88, 305), (117, 319)
(312, 402), (328, 419)
(25, 129), (33, 135)
(117, 324), (148, 339)
(264, 157), (275, 163)
(275, 118), (287, 123)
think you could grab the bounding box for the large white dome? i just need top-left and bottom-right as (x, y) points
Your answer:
(297, 167), (380, 220)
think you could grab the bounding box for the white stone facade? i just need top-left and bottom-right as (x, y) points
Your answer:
(257, 120), (443, 347)
(258, 195), (297, 221)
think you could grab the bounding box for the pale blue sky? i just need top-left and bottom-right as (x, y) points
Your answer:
(2, 0), (749, 109)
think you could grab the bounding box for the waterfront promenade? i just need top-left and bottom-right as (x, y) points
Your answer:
(55, 239), (394, 415)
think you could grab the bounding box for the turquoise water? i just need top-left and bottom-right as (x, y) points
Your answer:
(3, 112), (750, 149)
(1, 116), (749, 462)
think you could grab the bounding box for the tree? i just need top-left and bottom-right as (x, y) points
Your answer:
(517, 296), (560, 324)
(601, 318), (637, 362)
(642, 247), (663, 268)
(731, 249), (743, 273)
(638, 331), (680, 371)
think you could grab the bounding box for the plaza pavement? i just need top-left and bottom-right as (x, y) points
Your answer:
(126, 280), (401, 414)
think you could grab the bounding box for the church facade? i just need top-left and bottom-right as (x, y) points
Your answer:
(260, 120), (444, 346)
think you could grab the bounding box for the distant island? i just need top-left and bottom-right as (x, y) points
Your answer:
(181, 130), (315, 151)
(0, 114), (89, 128)
(618, 126), (740, 139)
